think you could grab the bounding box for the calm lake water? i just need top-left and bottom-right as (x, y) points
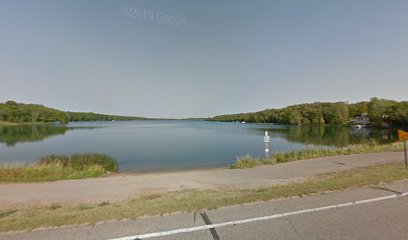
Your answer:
(0, 121), (397, 172)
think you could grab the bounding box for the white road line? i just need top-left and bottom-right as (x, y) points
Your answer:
(109, 192), (408, 240)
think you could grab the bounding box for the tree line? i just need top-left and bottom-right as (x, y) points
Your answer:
(210, 98), (408, 127)
(0, 100), (146, 124)
(2, 98), (407, 127)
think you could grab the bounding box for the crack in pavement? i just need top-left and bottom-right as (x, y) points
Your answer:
(283, 216), (302, 240)
(370, 186), (402, 195)
(200, 211), (221, 240)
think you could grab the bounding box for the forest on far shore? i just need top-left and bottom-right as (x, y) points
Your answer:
(1, 98), (407, 128)
(210, 98), (408, 127)
(0, 101), (146, 124)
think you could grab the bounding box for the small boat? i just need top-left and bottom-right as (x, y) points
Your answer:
(241, 121), (246, 124)
(353, 124), (362, 128)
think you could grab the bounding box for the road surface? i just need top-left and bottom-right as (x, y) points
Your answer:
(1, 180), (407, 240)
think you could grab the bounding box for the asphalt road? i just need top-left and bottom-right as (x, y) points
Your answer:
(2, 180), (407, 240)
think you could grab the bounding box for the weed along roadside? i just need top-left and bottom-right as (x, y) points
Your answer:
(0, 153), (118, 182)
(231, 141), (405, 169)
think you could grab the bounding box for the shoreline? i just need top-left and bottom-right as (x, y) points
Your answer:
(0, 148), (403, 179)
(107, 151), (400, 177)
(0, 152), (403, 210)
(1, 140), (404, 178)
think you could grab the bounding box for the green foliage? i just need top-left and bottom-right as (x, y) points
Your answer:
(0, 153), (118, 182)
(0, 101), (68, 123)
(0, 100), (146, 124)
(368, 97), (408, 127)
(66, 112), (145, 122)
(211, 101), (350, 125)
(210, 98), (408, 127)
(349, 101), (368, 118)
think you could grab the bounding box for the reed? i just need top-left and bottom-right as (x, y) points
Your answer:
(0, 153), (118, 182)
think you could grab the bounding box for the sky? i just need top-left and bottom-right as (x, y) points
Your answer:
(1, 0), (408, 118)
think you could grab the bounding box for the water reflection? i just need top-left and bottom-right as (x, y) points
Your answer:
(0, 121), (400, 172)
(0, 122), (398, 148)
(249, 125), (397, 147)
(0, 124), (95, 146)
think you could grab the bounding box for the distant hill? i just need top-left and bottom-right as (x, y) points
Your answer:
(0, 100), (146, 124)
(209, 98), (408, 127)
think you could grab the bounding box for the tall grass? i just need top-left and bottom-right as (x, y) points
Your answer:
(39, 153), (118, 172)
(231, 141), (405, 169)
(0, 153), (118, 183)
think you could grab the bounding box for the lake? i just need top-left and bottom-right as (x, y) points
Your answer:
(0, 121), (396, 172)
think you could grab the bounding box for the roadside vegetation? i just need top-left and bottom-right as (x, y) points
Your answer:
(0, 153), (118, 183)
(231, 141), (404, 169)
(0, 163), (407, 232)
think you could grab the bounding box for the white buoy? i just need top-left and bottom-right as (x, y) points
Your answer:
(264, 131), (270, 158)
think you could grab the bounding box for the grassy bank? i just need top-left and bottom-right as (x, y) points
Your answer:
(0, 162), (407, 232)
(0, 153), (118, 183)
(231, 141), (404, 169)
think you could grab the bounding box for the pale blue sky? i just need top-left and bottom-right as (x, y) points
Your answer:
(1, 0), (407, 118)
